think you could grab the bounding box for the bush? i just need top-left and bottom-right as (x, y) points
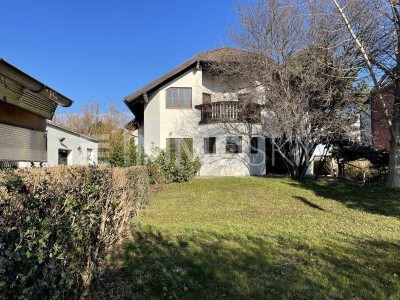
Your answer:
(0, 166), (149, 299)
(103, 130), (140, 167)
(344, 160), (388, 183)
(146, 147), (201, 185)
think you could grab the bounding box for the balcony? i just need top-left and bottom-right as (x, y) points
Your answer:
(195, 101), (262, 124)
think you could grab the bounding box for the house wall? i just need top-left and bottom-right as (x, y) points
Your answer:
(371, 88), (393, 150)
(143, 92), (160, 152)
(18, 124), (99, 167)
(140, 66), (266, 176)
(46, 125), (98, 166)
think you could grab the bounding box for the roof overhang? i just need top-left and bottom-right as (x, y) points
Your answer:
(0, 58), (73, 119)
(124, 60), (198, 105)
(123, 47), (249, 118)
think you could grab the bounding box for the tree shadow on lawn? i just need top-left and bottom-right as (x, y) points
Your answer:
(92, 227), (400, 299)
(292, 196), (326, 211)
(290, 180), (400, 219)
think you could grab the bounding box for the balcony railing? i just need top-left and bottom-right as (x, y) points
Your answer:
(195, 101), (262, 124)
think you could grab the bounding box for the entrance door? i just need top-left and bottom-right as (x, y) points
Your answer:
(58, 149), (70, 165)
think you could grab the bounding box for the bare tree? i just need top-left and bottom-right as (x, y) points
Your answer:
(53, 101), (133, 165)
(53, 101), (128, 137)
(209, 0), (361, 179)
(322, 0), (400, 187)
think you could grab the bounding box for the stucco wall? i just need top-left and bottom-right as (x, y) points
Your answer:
(46, 124), (98, 166)
(140, 66), (267, 176)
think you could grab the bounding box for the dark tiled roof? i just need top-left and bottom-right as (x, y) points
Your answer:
(124, 47), (246, 105)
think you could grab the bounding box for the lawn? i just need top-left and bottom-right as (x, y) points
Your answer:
(98, 178), (400, 299)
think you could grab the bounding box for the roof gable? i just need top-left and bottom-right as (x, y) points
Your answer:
(124, 47), (246, 106)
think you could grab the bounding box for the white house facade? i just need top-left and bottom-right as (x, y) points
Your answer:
(124, 48), (296, 176)
(18, 122), (99, 168)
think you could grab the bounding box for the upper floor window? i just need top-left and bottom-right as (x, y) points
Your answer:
(202, 93), (211, 104)
(166, 88), (192, 108)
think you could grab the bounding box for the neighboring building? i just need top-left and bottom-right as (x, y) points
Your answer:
(369, 85), (394, 150)
(18, 122), (99, 167)
(124, 48), (314, 176)
(0, 58), (73, 164)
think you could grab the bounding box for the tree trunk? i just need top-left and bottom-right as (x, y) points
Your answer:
(386, 60), (400, 188)
(386, 136), (400, 188)
(289, 161), (309, 180)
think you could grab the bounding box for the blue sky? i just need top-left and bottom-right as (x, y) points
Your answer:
(1, 1), (239, 113)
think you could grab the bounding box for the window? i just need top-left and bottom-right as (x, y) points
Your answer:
(250, 137), (259, 154)
(226, 136), (242, 153)
(166, 88), (192, 108)
(166, 138), (193, 154)
(202, 93), (211, 104)
(58, 149), (70, 165)
(204, 137), (216, 154)
(87, 148), (93, 164)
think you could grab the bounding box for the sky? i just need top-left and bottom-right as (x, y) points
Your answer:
(1, 0), (240, 114)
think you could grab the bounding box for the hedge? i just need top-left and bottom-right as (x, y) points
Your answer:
(0, 166), (149, 299)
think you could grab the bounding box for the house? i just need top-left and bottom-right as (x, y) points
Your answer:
(0, 58), (73, 164)
(18, 122), (99, 167)
(124, 48), (302, 176)
(366, 84), (394, 150)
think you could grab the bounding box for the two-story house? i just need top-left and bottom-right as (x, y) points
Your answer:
(123, 48), (277, 176)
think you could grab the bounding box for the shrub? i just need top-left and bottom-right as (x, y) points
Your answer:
(344, 160), (388, 183)
(104, 130), (140, 167)
(145, 147), (201, 185)
(0, 166), (149, 299)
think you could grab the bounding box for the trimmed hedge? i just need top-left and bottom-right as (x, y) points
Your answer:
(0, 166), (149, 299)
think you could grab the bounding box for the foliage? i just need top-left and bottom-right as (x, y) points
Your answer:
(331, 141), (389, 182)
(93, 177), (400, 299)
(105, 130), (139, 167)
(0, 166), (149, 299)
(342, 160), (387, 183)
(145, 145), (202, 185)
(321, 0), (400, 187)
(211, 0), (364, 180)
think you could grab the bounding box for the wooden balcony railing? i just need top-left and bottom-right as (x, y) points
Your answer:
(195, 101), (262, 124)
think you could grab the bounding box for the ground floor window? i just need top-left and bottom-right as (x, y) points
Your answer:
(250, 137), (259, 154)
(204, 137), (216, 154)
(226, 136), (242, 154)
(58, 149), (71, 165)
(166, 138), (193, 154)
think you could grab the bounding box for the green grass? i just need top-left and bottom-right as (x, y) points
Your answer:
(99, 178), (400, 299)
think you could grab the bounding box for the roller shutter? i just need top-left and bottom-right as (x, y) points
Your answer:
(0, 123), (47, 162)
